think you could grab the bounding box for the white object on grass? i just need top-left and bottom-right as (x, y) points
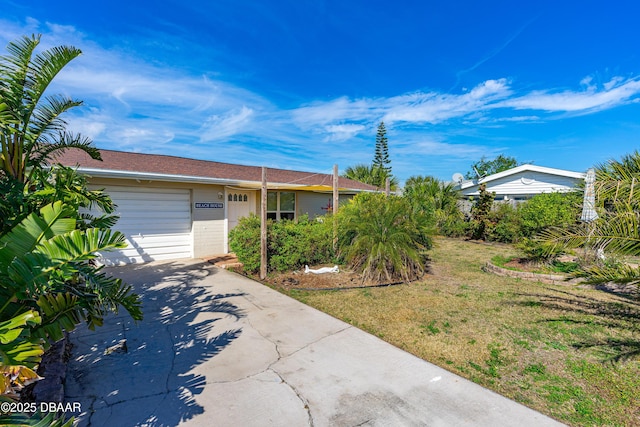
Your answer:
(304, 265), (339, 274)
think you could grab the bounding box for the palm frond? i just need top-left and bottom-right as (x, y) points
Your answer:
(0, 310), (43, 368)
(73, 265), (143, 323)
(574, 264), (640, 286)
(538, 208), (640, 257)
(32, 292), (84, 345)
(0, 201), (76, 264)
(28, 132), (100, 173)
(0, 411), (74, 427)
(28, 95), (82, 142)
(30, 45), (82, 104)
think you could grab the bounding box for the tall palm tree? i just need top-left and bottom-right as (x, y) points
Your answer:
(0, 34), (100, 183)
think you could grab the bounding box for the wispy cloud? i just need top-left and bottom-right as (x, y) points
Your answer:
(200, 106), (255, 141)
(502, 77), (640, 113)
(2, 17), (640, 182)
(451, 14), (540, 91)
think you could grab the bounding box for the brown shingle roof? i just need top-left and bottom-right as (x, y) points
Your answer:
(52, 149), (378, 192)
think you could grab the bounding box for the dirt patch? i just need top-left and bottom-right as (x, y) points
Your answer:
(253, 265), (420, 290)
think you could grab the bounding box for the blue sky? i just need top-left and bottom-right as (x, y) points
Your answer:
(1, 0), (639, 184)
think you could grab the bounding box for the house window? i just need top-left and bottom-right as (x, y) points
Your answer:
(267, 191), (295, 221)
(229, 193), (248, 202)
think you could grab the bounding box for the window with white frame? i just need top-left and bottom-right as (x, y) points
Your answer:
(267, 191), (295, 220)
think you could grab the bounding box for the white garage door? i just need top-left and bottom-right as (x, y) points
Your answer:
(97, 186), (193, 265)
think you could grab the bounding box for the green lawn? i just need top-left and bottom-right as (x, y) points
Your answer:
(275, 237), (640, 427)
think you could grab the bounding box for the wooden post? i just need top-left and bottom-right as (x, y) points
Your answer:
(385, 177), (390, 197)
(260, 167), (267, 280)
(333, 164), (339, 252)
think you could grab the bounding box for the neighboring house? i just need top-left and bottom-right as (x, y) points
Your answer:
(53, 149), (376, 265)
(457, 164), (585, 202)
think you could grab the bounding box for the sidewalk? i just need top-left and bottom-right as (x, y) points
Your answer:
(65, 259), (565, 426)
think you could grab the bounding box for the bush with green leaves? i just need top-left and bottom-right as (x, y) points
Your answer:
(487, 203), (521, 243)
(337, 192), (431, 283)
(228, 214), (262, 273)
(403, 175), (465, 237)
(269, 215), (334, 272)
(469, 183), (495, 240)
(228, 214), (334, 273)
(518, 192), (581, 237)
(509, 192), (581, 262)
(466, 191), (581, 246)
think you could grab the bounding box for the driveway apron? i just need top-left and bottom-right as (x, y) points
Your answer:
(65, 260), (565, 426)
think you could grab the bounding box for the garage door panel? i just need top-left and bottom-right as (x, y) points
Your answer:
(95, 186), (193, 265)
(115, 213), (192, 222)
(114, 200), (190, 210)
(116, 224), (192, 234)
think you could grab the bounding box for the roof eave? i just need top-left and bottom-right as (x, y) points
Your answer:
(73, 167), (372, 193)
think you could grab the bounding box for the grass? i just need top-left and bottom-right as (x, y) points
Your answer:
(491, 254), (581, 274)
(281, 237), (640, 427)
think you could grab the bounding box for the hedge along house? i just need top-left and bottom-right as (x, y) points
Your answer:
(455, 164), (585, 213)
(53, 149), (377, 265)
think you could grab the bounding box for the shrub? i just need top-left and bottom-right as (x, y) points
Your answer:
(269, 215), (334, 272)
(488, 203), (522, 243)
(228, 214), (335, 273)
(469, 183), (494, 240)
(228, 214), (263, 273)
(516, 237), (566, 263)
(337, 193), (431, 283)
(518, 192), (581, 237)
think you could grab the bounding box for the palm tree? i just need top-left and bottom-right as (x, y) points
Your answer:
(342, 163), (399, 190)
(0, 34), (100, 183)
(337, 192), (430, 283)
(0, 35), (141, 418)
(539, 151), (640, 287)
(403, 175), (463, 235)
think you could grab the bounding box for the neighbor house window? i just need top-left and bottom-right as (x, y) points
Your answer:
(267, 191), (295, 221)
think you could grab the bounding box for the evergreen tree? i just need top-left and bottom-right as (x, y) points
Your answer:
(373, 121), (391, 176)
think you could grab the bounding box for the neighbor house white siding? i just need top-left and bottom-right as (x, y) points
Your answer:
(463, 171), (580, 198)
(459, 165), (584, 200)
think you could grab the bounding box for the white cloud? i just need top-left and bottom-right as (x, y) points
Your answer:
(323, 124), (366, 141)
(502, 77), (640, 113)
(2, 17), (639, 182)
(199, 106), (255, 141)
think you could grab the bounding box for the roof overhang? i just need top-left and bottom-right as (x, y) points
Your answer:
(73, 167), (365, 193)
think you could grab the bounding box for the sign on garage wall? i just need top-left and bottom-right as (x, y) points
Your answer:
(194, 202), (224, 209)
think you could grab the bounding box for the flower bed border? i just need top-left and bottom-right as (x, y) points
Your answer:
(483, 261), (583, 285)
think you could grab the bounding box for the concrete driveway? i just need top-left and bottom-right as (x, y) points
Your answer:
(65, 260), (565, 426)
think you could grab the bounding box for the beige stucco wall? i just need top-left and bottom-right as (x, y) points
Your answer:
(191, 186), (226, 257)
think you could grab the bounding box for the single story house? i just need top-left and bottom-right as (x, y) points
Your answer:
(53, 149), (377, 265)
(457, 164), (585, 202)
